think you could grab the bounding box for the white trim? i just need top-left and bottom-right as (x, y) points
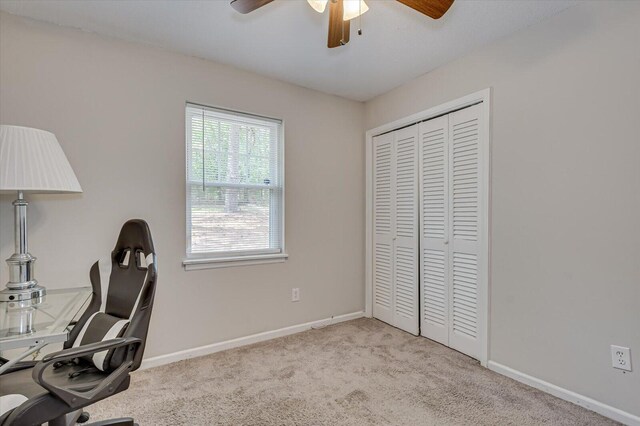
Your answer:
(97, 258), (111, 312)
(140, 311), (364, 370)
(365, 88), (491, 366)
(128, 267), (150, 318)
(182, 252), (289, 270)
(488, 361), (640, 426)
(92, 319), (130, 371)
(365, 121), (373, 318)
(186, 181), (280, 190)
(187, 247), (282, 259)
(365, 89), (489, 139)
(186, 101), (283, 125)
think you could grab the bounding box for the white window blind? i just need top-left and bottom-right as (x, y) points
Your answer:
(185, 103), (284, 262)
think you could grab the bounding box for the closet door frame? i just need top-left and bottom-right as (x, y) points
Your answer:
(365, 88), (491, 367)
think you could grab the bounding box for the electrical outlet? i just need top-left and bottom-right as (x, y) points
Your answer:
(291, 288), (300, 302)
(611, 345), (632, 372)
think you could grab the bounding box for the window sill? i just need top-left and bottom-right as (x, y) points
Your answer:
(182, 253), (289, 271)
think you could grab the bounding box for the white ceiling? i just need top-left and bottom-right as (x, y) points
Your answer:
(0, 0), (577, 101)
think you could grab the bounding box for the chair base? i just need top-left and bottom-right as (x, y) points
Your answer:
(86, 418), (135, 426)
(47, 410), (135, 426)
(77, 411), (90, 423)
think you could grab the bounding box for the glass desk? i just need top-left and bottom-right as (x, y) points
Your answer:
(0, 287), (92, 374)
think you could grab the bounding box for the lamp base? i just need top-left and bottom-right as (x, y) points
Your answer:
(2, 193), (47, 302)
(3, 252), (45, 302)
(0, 285), (46, 302)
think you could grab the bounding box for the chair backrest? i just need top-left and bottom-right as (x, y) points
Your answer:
(66, 219), (157, 372)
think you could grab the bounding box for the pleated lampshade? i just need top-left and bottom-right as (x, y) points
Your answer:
(0, 125), (82, 194)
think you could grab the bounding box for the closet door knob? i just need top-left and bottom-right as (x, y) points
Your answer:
(444, 239), (449, 245)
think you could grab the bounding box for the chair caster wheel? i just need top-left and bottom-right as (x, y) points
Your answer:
(77, 411), (90, 423)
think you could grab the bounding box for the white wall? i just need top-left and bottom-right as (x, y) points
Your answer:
(0, 12), (365, 359)
(365, 2), (640, 417)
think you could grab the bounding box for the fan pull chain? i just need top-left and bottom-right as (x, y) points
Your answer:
(358, 0), (362, 35)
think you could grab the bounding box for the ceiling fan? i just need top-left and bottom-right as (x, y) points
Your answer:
(230, 0), (455, 48)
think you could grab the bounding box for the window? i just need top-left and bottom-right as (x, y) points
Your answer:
(183, 103), (286, 269)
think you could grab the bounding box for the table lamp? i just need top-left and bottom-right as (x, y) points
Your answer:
(0, 125), (82, 302)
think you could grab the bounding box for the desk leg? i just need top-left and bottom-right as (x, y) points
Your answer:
(0, 342), (46, 374)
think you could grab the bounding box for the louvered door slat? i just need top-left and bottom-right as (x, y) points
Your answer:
(396, 131), (417, 239)
(451, 111), (479, 242)
(373, 133), (394, 326)
(419, 115), (449, 346)
(448, 103), (483, 359)
(374, 138), (392, 235)
(393, 125), (419, 335)
(374, 243), (392, 308)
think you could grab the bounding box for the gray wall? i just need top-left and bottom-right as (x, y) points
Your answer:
(366, 2), (640, 417)
(0, 13), (365, 359)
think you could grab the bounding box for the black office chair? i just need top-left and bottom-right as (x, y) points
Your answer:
(0, 219), (157, 426)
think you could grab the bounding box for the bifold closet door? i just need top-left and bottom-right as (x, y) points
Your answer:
(373, 132), (394, 326)
(392, 125), (419, 335)
(373, 126), (419, 335)
(447, 104), (483, 359)
(418, 115), (450, 346)
(420, 103), (484, 360)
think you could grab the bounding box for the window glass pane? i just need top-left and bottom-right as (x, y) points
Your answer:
(188, 184), (281, 254)
(188, 111), (278, 186)
(189, 113), (204, 183)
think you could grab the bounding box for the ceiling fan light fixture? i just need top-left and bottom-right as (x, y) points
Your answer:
(343, 0), (369, 21)
(307, 0), (328, 13)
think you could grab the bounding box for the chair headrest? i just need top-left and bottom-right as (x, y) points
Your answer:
(112, 219), (155, 265)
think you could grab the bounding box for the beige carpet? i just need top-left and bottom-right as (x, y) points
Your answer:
(90, 318), (616, 425)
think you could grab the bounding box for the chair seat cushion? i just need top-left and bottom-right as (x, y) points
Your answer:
(0, 360), (128, 425)
(0, 366), (45, 400)
(72, 312), (130, 371)
(0, 394), (27, 417)
(0, 367), (45, 422)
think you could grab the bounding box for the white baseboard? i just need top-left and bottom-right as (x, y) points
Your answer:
(488, 361), (640, 426)
(140, 311), (365, 370)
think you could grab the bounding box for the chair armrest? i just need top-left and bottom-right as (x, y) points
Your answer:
(32, 337), (141, 409)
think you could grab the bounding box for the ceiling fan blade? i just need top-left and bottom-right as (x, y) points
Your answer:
(230, 0), (274, 14)
(328, 0), (350, 48)
(396, 0), (454, 19)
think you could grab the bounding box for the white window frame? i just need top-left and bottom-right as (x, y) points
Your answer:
(182, 102), (287, 270)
